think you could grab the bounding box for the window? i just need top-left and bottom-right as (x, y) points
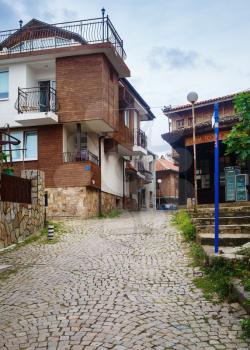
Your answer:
(3, 130), (38, 161)
(25, 131), (38, 160)
(188, 117), (193, 126)
(124, 110), (130, 127)
(0, 70), (9, 99)
(176, 119), (184, 129)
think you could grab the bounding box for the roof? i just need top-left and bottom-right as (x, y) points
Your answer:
(0, 18), (86, 50)
(156, 158), (179, 172)
(120, 78), (156, 120)
(163, 89), (250, 115)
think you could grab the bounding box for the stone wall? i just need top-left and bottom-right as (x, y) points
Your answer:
(101, 191), (123, 214)
(47, 187), (99, 219)
(47, 187), (122, 218)
(0, 170), (45, 249)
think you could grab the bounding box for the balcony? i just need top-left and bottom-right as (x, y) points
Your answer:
(133, 129), (148, 155)
(15, 86), (59, 126)
(0, 15), (126, 61)
(63, 150), (99, 165)
(137, 161), (152, 184)
(52, 150), (101, 189)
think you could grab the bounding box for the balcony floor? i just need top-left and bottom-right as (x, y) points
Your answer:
(16, 111), (58, 127)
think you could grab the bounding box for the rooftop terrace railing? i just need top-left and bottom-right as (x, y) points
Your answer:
(0, 14), (126, 60)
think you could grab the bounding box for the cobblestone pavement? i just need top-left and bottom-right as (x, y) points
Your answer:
(0, 211), (249, 350)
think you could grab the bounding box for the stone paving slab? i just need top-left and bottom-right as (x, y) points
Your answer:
(0, 211), (249, 349)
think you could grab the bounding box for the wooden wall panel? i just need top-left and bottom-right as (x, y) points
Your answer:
(56, 54), (119, 130)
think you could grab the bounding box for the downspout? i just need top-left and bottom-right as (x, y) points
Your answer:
(98, 136), (104, 216)
(122, 158), (125, 209)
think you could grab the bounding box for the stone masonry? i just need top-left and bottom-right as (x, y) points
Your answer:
(0, 170), (45, 249)
(47, 187), (122, 219)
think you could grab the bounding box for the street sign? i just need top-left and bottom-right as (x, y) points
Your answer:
(225, 166), (241, 201)
(236, 174), (248, 201)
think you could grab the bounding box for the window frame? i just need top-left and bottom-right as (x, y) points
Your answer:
(176, 119), (184, 129)
(24, 130), (38, 161)
(3, 130), (38, 162)
(0, 69), (9, 101)
(124, 110), (130, 128)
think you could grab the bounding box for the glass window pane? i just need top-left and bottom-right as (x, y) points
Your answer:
(25, 131), (38, 159)
(3, 132), (23, 161)
(0, 71), (9, 99)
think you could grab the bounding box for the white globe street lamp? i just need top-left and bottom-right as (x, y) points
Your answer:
(187, 91), (198, 207)
(157, 178), (162, 209)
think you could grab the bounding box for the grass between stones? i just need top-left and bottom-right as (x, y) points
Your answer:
(172, 210), (250, 338)
(0, 221), (64, 254)
(0, 268), (17, 281)
(98, 209), (122, 219)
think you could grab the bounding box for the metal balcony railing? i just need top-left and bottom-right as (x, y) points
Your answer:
(15, 87), (58, 113)
(0, 15), (126, 60)
(63, 150), (99, 165)
(134, 129), (147, 149)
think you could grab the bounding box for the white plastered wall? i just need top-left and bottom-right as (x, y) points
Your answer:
(0, 61), (56, 127)
(101, 139), (123, 197)
(0, 63), (27, 124)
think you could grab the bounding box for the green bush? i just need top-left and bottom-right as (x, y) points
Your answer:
(172, 210), (196, 241)
(190, 242), (205, 266)
(241, 317), (250, 338)
(193, 258), (233, 301)
(99, 209), (122, 219)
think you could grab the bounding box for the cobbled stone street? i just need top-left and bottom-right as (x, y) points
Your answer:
(0, 211), (249, 350)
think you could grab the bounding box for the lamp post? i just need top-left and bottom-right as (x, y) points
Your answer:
(157, 178), (162, 209)
(187, 91), (198, 207)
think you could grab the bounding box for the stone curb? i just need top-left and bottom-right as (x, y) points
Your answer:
(0, 264), (13, 274)
(202, 246), (250, 315)
(232, 279), (250, 315)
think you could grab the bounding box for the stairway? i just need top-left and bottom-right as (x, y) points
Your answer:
(190, 203), (250, 247)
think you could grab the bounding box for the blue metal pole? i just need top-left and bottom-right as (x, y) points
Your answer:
(214, 103), (220, 254)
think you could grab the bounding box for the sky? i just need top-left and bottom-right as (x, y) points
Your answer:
(1, 0), (250, 155)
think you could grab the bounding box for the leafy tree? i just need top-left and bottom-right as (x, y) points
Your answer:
(224, 92), (250, 161)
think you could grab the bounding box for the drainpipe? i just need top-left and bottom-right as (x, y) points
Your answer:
(98, 136), (104, 216)
(122, 158), (125, 209)
(76, 123), (81, 154)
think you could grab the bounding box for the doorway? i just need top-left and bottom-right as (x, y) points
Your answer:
(38, 81), (50, 112)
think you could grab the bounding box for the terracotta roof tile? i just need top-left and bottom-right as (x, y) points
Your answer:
(156, 159), (179, 172)
(163, 89), (250, 114)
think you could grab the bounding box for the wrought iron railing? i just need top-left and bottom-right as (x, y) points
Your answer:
(15, 87), (58, 113)
(134, 129), (147, 149)
(63, 150), (99, 165)
(0, 16), (126, 59)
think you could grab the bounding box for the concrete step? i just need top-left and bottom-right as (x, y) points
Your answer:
(196, 224), (250, 234)
(197, 233), (250, 247)
(191, 210), (250, 218)
(197, 202), (250, 208)
(193, 216), (250, 225)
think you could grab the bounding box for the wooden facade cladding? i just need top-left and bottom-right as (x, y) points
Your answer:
(110, 110), (134, 151)
(3, 125), (100, 189)
(171, 100), (235, 131)
(56, 54), (119, 130)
